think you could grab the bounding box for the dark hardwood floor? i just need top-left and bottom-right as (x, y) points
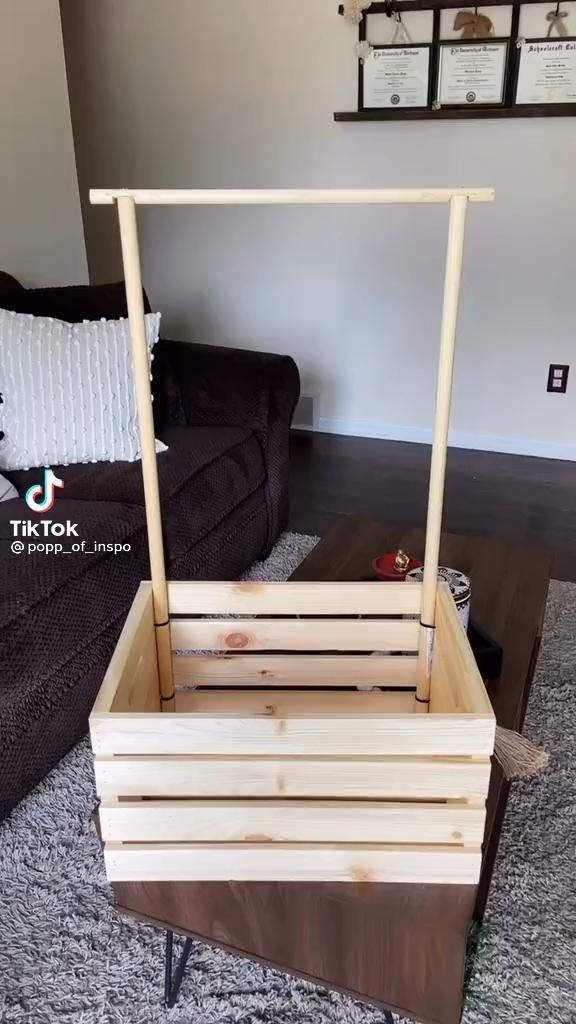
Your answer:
(288, 432), (576, 582)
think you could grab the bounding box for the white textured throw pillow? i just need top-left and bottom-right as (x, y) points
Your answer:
(0, 308), (161, 470)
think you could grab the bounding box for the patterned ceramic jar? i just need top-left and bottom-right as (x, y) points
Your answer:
(406, 565), (471, 631)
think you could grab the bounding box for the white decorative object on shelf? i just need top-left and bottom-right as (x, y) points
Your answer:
(343, 0), (372, 25)
(355, 39), (373, 62)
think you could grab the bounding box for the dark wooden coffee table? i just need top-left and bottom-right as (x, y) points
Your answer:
(113, 516), (550, 1024)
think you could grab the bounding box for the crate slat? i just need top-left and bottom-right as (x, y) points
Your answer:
(173, 654), (418, 687)
(90, 690), (494, 757)
(103, 842), (483, 883)
(168, 581), (422, 616)
(94, 754), (492, 801)
(170, 617), (419, 652)
(177, 689), (415, 715)
(99, 799), (486, 844)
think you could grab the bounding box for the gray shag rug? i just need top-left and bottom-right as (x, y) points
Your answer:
(1, 531), (574, 1024)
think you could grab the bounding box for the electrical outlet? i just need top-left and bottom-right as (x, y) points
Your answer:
(547, 364), (569, 394)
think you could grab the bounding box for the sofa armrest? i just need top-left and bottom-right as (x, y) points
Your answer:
(153, 339), (299, 436)
(152, 339), (300, 550)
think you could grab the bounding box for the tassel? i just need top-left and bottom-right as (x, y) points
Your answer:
(494, 725), (549, 780)
(546, 9), (569, 37)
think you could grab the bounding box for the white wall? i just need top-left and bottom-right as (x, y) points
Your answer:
(0, 0), (87, 286)
(61, 0), (575, 458)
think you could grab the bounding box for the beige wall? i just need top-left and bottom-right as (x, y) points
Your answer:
(61, 0), (575, 458)
(0, 0), (87, 286)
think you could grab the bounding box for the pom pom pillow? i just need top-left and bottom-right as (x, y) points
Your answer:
(0, 308), (161, 471)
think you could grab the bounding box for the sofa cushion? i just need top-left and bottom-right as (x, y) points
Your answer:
(7, 425), (264, 509)
(0, 427), (266, 719)
(0, 497), (149, 727)
(0, 280), (151, 322)
(44, 425), (268, 567)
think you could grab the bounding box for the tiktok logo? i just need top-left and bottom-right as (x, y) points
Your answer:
(24, 469), (65, 513)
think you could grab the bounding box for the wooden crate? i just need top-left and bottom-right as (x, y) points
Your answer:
(88, 185), (496, 887)
(90, 579), (495, 884)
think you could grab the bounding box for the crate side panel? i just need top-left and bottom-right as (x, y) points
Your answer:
(430, 586), (495, 720)
(90, 582), (160, 715)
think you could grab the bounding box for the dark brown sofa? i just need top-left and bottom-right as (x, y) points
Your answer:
(0, 277), (300, 819)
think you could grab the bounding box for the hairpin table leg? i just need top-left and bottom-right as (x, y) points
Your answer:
(164, 930), (194, 1008)
(162, 929), (397, 1019)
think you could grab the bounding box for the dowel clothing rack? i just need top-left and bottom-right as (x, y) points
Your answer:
(90, 186), (493, 709)
(89, 186), (496, 893)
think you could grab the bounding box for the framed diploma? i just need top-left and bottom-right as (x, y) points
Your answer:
(336, 1), (576, 122)
(438, 41), (508, 106)
(362, 45), (431, 108)
(515, 38), (576, 105)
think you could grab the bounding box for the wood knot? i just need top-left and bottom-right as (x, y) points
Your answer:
(350, 865), (374, 883)
(232, 581), (265, 594)
(225, 631), (249, 649)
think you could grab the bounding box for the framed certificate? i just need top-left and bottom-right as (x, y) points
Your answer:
(362, 45), (431, 109)
(438, 41), (508, 106)
(338, 1), (576, 122)
(515, 38), (576, 105)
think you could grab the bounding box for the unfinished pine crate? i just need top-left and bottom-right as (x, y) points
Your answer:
(89, 186), (497, 885)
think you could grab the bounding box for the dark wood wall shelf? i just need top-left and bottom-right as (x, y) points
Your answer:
(339, 0), (558, 11)
(334, 104), (576, 121)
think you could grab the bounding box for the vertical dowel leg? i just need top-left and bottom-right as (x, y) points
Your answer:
(117, 195), (174, 710)
(417, 194), (469, 703)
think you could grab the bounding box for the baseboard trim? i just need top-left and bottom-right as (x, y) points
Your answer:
(294, 417), (576, 462)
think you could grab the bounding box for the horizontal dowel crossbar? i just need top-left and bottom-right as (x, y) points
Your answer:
(90, 187), (494, 206)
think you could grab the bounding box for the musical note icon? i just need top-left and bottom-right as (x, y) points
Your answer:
(25, 469), (65, 513)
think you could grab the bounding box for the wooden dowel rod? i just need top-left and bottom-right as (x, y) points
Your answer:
(417, 194), (468, 703)
(91, 187), (494, 206)
(116, 195), (174, 711)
